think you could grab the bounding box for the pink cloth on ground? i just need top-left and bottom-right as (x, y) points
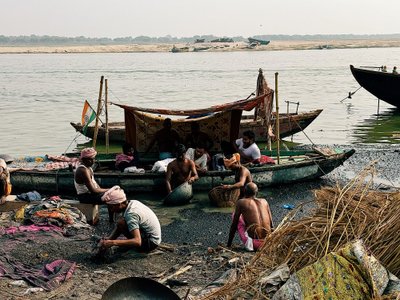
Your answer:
(234, 213), (264, 251)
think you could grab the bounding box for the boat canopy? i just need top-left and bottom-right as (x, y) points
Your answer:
(112, 70), (274, 152)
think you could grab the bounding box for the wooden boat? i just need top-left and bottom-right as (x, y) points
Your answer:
(350, 65), (400, 108)
(171, 46), (190, 53)
(70, 109), (322, 143)
(10, 149), (354, 195)
(248, 38), (270, 46)
(163, 182), (193, 206)
(11, 70), (352, 195)
(211, 38), (234, 43)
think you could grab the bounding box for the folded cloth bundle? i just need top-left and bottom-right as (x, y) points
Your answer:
(17, 191), (42, 202)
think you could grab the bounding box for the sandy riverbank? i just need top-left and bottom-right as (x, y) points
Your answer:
(1, 39), (400, 54)
(0, 144), (398, 299)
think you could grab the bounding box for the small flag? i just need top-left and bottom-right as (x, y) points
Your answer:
(81, 100), (96, 134)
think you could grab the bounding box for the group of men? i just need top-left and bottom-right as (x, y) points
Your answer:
(69, 118), (273, 256)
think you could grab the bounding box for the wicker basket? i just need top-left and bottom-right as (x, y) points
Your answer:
(209, 186), (240, 207)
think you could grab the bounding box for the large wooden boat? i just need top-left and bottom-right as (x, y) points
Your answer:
(350, 65), (400, 108)
(11, 70), (352, 195)
(10, 148), (355, 194)
(70, 109), (322, 143)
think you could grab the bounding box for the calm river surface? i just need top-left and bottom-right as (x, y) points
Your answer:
(1, 47), (400, 156)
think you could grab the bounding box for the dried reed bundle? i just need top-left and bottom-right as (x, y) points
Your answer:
(203, 163), (400, 299)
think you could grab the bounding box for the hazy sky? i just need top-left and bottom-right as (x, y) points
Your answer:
(2, 0), (399, 38)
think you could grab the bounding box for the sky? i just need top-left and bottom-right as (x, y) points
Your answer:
(1, 0), (399, 38)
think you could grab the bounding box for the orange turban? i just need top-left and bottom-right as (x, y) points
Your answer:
(224, 153), (240, 169)
(80, 147), (97, 159)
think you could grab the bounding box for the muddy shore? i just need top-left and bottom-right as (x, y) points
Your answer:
(1, 144), (399, 299)
(1, 39), (400, 54)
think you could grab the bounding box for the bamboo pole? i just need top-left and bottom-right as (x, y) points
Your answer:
(105, 79), (109, 154)
(92, 76), (104, 149)
(275, 72), (280, 164)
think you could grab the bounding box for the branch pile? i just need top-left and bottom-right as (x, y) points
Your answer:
(204, 164), (400, 299)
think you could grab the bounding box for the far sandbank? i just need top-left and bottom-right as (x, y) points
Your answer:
(1, 39), (400, 54)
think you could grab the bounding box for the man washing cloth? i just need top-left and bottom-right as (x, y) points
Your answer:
(98, 186), (161, 254)
(227, 182), (273, 251)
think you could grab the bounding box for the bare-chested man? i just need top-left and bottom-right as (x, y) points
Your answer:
(227, 182), (273, 251)
(145, 118), (180, 160)
(165, 144), (198, 194)
(221, 153), (252, 196)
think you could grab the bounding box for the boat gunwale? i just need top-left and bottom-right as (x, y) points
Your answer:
(11, 149), (355, 178)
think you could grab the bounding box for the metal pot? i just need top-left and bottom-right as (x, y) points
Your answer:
(102, 276), (180, 300)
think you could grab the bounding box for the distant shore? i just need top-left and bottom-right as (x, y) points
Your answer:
(1, 39), (400, 54)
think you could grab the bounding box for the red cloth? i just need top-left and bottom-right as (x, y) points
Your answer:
(259, 155), (275, 165)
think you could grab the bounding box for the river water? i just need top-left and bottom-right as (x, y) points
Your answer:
(1, 47), (400, 156)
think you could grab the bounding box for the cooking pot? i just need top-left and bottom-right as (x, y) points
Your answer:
(102, 276), (180, 300)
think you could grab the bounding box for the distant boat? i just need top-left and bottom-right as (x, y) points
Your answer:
(350, 65), (400, 108)
(193, 46), (210, 52)
(248, 38), (270, 46)
(210, 38), (234, 43)
(171, 45), (190, 53)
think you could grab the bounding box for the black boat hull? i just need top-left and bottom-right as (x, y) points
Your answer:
(350, 65), (400, 108)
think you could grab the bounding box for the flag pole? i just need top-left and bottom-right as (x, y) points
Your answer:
(92, 76), (104, 149)
(105, 79), (109, 154)
(275, 72), (280, 164)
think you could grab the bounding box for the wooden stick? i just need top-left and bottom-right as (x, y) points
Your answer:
(105, 79), (109, 154)
(159, 265), (192, 283)
(275, 72), (280, 164)
(92, 76), (104, 148)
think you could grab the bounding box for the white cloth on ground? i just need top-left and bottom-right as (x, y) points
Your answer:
(123, 166), (145, 174)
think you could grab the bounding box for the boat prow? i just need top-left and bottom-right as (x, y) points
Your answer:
(350, 65), (400, 108)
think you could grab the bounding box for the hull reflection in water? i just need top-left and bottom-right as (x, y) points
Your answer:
(352, 108), (400, 144)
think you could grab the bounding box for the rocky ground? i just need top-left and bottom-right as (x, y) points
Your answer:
(1, 144), (399, 299)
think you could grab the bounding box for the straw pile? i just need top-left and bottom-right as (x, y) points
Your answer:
(203, 164), (400, 299)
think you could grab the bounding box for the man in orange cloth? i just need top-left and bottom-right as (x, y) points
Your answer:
(227, 182), (273, 251)
(221, 153), (252, 196)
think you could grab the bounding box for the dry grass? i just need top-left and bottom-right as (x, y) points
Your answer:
(202, 162), (400, 299)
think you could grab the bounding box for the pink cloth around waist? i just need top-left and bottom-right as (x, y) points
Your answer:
(234, 213), (264, 251)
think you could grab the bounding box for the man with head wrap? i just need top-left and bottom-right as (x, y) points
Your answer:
(165, 144), (198, 194)
(98, 186), (161, 254)
(227, 182), (273, 251)
(74, 148), (113, 222)
(221, 153), (252, 197)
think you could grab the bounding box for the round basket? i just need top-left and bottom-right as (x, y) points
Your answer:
(209, 186), (240, 207)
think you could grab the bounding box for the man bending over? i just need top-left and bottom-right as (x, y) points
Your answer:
(99, 186), (161, 254)
(227, 182), (273, 251)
